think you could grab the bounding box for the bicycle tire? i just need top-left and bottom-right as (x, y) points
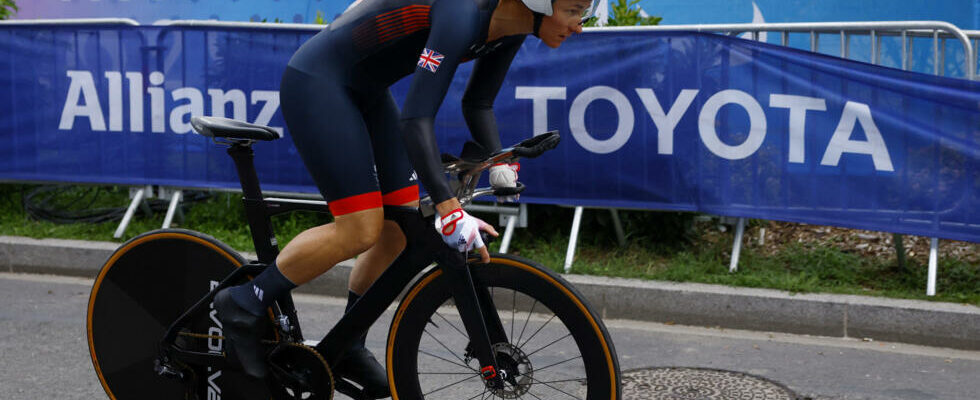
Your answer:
(87, 229), (275, 399)
(386, 254), (621, 400)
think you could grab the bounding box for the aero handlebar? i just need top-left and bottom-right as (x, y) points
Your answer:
(419, 131), (561, 216)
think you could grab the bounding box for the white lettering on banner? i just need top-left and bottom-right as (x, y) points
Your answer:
(104, 72), (123, 132)
(59, 71), (106, 131)
(635, 88), (699, 155)
(699, 89), (767, 160)
(148, 72), (166, 133)
(171, 88), (204, 134)
(251, 91), (283, 135)
(769, 94), (827, 163)
(126, 72), (144, 132)
(821, 101), (895, 171)
(208, 89), (247, 120)
(514, 86), (566, 136)
(569, 86), (634, 154)
(515, 86), (895, 172)
(58, 70), (284, 135)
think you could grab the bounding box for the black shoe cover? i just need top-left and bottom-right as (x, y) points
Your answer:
(335, 347), (391, 398)
(213, 288), (269, 379)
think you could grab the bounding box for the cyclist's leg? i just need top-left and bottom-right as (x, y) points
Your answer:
(215, 66), (386, 380)
(275, 66), (388, 282)
(349, 89), (420, 294)
(275, 209), (383, 284)
(335, 89), (416, 398)
(349, 219), (409, 292)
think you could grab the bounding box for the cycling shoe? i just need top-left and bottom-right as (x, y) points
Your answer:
(213, 288), (269, 379)
(334, 347), (391, 398)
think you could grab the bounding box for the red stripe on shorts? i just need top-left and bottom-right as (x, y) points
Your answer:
(382, 185), (419, 205)
(328, 191), (382, 216)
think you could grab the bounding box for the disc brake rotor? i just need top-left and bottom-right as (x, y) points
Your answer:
(268, 343), (334, 400)
(489, 342), (534, 399)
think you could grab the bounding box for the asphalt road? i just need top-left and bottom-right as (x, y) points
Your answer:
(2, 272), (978, 400)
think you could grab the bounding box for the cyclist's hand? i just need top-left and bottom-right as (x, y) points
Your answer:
(435, 208), (499, 263)
(489, 163), (520, 202)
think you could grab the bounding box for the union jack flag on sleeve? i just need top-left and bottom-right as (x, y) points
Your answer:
(418, 48), (444, 73)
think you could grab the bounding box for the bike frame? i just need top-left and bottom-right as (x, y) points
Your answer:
(160, 141), (507, 386)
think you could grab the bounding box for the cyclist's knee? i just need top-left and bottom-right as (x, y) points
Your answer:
(334, 208), (384, 253)
(397, 200), (420, 208)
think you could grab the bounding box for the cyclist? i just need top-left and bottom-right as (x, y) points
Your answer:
(214, 0), (598, 396)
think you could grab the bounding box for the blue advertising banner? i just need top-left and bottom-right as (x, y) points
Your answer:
(1, 24), (979, 242)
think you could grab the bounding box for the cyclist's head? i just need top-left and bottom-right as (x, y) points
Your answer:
(521, 0), (600, 20)
(522, 0), (597, 48)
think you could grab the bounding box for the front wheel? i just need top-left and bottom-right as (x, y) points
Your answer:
(386, 254), (621, 400)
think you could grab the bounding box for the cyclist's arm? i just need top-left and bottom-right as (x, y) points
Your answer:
(400, 1), (481, 207)
(461, 36), (526, 154)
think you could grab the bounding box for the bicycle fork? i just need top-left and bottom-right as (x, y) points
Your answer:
(435, 249), (508, 388)
(312, 206), (508, 390)
(379, 207), (509, 388)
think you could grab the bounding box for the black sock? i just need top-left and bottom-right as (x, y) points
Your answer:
(229, 262), (297, 316)
(346, 290), (368, 350)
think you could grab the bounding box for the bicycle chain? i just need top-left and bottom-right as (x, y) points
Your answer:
(172, 334), (333, 399)
(177, 331), (279, 344)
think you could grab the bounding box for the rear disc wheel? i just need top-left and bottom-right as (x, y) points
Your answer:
(87, 229), (276, 399)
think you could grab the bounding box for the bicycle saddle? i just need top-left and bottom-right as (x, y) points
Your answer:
(191, 116), (282, 141)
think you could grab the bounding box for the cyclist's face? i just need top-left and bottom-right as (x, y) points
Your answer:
(538, 0), (589, 48)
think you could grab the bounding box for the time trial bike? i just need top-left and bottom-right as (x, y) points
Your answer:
(86, 116), (622, 400)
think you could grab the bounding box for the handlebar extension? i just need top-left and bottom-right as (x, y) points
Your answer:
(510, 131), (560, 159)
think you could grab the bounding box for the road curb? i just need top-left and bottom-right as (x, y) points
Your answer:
(3, 235), (978, 350)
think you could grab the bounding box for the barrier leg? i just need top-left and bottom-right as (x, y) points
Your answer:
(927, 238), (939, 296)
(893, 233), (906, 271)
(610, 208), (626, 247)
(139, 186), (154, 216)
(729, 217), (746, 273)
(499, 215), (518, 254)
(114, 187), (147, 239)
(564, 206), (584, 273)
(162, 190), (183, 229)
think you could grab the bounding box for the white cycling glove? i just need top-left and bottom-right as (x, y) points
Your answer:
(435, 208), (488, 253)
(489, 163), (520, 202)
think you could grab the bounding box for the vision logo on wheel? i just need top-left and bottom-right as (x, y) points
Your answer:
(208, 280), (224, 400)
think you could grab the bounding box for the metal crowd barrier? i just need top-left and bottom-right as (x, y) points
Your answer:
(592, 21), (976, 79)
(565, 21), (978, 296)
(968, 30), (980, 80)
(0, 18), (140, 26)
(152, 19), (324, 31)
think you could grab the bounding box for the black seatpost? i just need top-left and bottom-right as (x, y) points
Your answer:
(226, 143), (279, 264)
(226, 142), (305, 341)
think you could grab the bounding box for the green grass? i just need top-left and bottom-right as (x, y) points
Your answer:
(2, 183), (978, 306)
(0, 184), (331, 250)
(492, 229), (980, 305)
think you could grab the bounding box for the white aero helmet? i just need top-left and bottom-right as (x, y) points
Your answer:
(521, 0), (601, 21)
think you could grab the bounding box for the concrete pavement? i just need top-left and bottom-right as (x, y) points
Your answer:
(2, 234), (978, 350)
(3, 272), (980, 400)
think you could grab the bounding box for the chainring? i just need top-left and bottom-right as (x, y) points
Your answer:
(268, 343), (335, 400)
